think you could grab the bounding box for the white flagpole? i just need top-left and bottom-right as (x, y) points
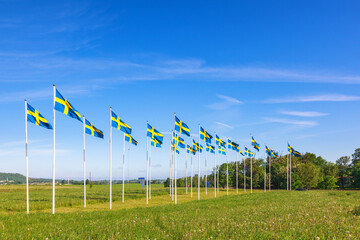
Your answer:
(251, 152), (253, 193)
(205, 144), (207, 195)
(287, 154), (289, 191)
(226, 141), (228, 196)
(290, 153), (292, 191)
(25, 99), (29, 214)
(171, 133), (174, 202)
(264, 154), (266, 193)
(149, 140), (152, 200)
(191, 152), (193, 198)
(185, 151), (188, 195)
(217, 149), (219, 193)
(122, 133), (125, 203)
(174, 138), (177, 205)
(146, 131), (149, 204)
(269, 156), (271, 192)
(198, 124), (201, 200)
(244, 156), (246, 192)
(236, 153), (238, 194)
(52, 84), (56, 214)
(214, 144), (216, 198)
(109, 107), (112, 209)
(83, 116), (86, 208)
(169, 139), (172, 197)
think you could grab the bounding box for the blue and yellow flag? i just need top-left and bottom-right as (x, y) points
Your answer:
(175, 116), (190, 137)
(292, 149), (301, 157)
(151, 138), (161, 148)
(215, 134), (226, 148)
(171, 143), (180, 154)
(192, 140), (203, 153)
(200, 127), (213, 143)
(218, 147), (226, 155)
(265, 145), (271, 156)
(27, 103), (53, 130)
(206, 143), (215, 154)
(245, 147), (253, 157)
(85, 119), (104, 139)
(125, 133), (138, 146)
(187, 145), (196, 155)
(54, 89), (82, 122)
(288, 144), (292, 154)
(111, 111), (131, 134)
(147, 123), (163, 144)
(228, 139), (239, 150)
(238, 147), (244, 156)
(251, 136), (260, 151)
(172, 132), (185, 149)
(271, 150), (279, 158)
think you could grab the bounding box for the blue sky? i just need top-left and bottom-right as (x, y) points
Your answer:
(1, 1), (360, 180)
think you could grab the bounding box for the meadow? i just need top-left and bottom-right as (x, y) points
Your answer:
(0, 184), (359, 239)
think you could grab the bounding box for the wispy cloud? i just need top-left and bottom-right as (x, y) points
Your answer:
(207, 94), (243, 110)
(215, 122), (233, 129)
(264, 117), (318, 127)
(280, 110), (329, 117)
(266, 94), (360, 103)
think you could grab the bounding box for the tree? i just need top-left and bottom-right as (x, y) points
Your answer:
(352, 148), (360, 166)
(296, 162), (320, 189)
(318, 176), (338, 189)
(336, 156), (350, 189)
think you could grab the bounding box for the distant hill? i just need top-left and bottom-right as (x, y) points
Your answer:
(0, 173), (51, 184)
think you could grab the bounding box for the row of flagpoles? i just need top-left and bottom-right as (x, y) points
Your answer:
(24, 85), (303, 214)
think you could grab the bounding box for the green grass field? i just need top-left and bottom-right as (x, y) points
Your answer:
(0, 184), (359, 239)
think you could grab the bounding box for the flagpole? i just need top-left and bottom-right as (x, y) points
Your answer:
(171, 135), (174, 201)
(146, 129), (149, 205)
(52, 84), (56, 214)
(109, 107), (112, 209)
(185, 150), (188, 195)
(149, 140), (152, 200)
(251, 152), (253, 193)
(83, 116), (86, 208)
(244, 156), (246, 192)
(191, 152), (193, 198)
(264, 154), (266, 193)
(174, 136), (177, 205)
(205, 144), (207, 195)
(122, 133), (125, 203)
(198, 124), (200, 200)
(169, 139), (172, 197)
(214, 144), (216, 198)
(226, 140), (228, 196)
(25, 99), (29, 214)
(290, 153), (292, 191)
(236, 152), (238, 194)
(217, 149), (219, 193)
(269, 155), (271, 192)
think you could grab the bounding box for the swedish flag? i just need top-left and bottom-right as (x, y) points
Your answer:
(265, 145), (271, 156)
(187, 145), (196, 155)
(228, 139), (239, 150)
(200, 127), (213, 143)
(215, 134), (226, 148)
(245, 147), (253, 156)
(85, 119), (104, 139)
(111, 111), (131, 134)
(172, 133), (185, 149)
(151, 138), (161, 148)
(192, 140), (203, 153)
(175, 116), (190, 137)
(125, 133), (138, 146)
(27, 103), (53, 130)
(218, 147), (226, 155)
(206, 143), (215, 154)
(251, 136), (260, 151)
(292, 149), (301, 157)
(54, 89), (82, 122)
(238, 147), (244, 156)
(171, 143), (180, 154)
(271, 150), (279, 158)
(147, 123), (163, 144)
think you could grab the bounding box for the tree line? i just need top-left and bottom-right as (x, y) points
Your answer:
(165, 148), (360, 190)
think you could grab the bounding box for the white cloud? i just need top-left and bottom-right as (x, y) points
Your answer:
(266, 94), (360, 103)
(264, 117), (318, 127)
(207, 94), (243, 110)
(215, 122), (233, 129)
(280, 111), (329, 117)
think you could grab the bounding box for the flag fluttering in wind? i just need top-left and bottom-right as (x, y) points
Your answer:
(54, 90), (82, 122)
(125, 133), (138, 146)
(192, 140), (203, 153)
(200, 126), (213, 143)
(215, 134), (226, 148)
(218, 146), (226, 155)
(288, 143), (302, 157)
(206, 143), (215, 154)
(171, 143), (180, 154)
(173, 132), (185, 149)
(27, 103), (53, 129)
(175, 116), (190, 136)
(245, 147), (253, 156)
(265, 145), (271, 156)
(85, 119), (104, 139)
(237, 147), (244, 156)
(271, 150), (279, 158)
(151, 138), (161, 148)
(111, 111), (131, 134)
(227, 139), (239, 150)
(147, 123), (163, 144)
(251, 136), (260, 151)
